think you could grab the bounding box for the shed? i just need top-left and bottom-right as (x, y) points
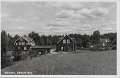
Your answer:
(31, 46), (51, 55)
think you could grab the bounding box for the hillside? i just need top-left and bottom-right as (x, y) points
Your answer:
(1, 50), (116, 75)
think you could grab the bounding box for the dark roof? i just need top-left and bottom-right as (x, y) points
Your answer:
(31, 46), (51, 49)
(57, 35), (76, 43)
(71, 38), (77, 43)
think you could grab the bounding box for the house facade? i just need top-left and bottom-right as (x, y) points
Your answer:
(14, 36), (35, 51)
(56, 35), (76, 52)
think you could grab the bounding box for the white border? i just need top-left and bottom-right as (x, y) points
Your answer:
(117, 0), (120, 77)
(0, 0), (119, 77)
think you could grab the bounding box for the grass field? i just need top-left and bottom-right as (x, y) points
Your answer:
(1, 50), (116, 75)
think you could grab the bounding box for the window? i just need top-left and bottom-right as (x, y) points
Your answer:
(67, 39), (70, 43)
(63, 39), (66, 43)
(24, 47), (27, 50)
(26, 43), (28, 45)
(61, 47), (63, 50)
(19, 42), (21, 45)
(22, 42), (25, 45)
(16, 43), (18, 45)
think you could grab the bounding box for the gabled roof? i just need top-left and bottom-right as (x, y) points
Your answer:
(22, 36), (33, 42)
(71, 38), (77, 43)
(57, 35), (76, 43)
(14, 36), (35, 45)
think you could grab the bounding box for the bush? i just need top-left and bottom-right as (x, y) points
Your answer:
(13, 55), (21, 61)
(111, 45), (116, 50)
(89, 44), (101, 51)
(1, 55), (13, 68)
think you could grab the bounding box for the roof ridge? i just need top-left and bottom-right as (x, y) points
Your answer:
(57, 35), (76, 43)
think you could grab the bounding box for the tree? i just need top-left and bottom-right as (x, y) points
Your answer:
(76, 38), (82, 48)
(1, 30), (8, 56)
(81, 34), (90, 48)
(40, 35), (46, 46)
(28, 31), (40, 45)
(14, 34), (20, 40)
(103, 33), (116, 43)
(8, 34), (14, 50)
(1, 30), (11, 68)
(92, 30), (100, 44)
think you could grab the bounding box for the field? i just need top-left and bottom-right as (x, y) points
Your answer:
(1, 50), (116, 75)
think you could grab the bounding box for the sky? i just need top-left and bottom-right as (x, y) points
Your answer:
(1, 2), (116, 36)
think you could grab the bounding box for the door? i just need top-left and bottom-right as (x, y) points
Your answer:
(61, 47), (63, 51)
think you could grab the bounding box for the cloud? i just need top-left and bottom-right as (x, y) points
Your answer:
(92, 8), (109, 17)
(48, 17), (72, 27)
(56, 9), (84, 19)
(56, 10), (71, 18)
(1, 13), (10, 18)
(1, 2), (116, 35)
(78, 8), (92, 14)
(47, 23), (65, 27)
(56, 6), (110, 23)
(77, 7), (109, 20)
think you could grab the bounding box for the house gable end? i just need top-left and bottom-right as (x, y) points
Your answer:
(57, 35), (76, 44)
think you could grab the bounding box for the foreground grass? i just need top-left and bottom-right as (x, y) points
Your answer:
(1, 50), (116, 75)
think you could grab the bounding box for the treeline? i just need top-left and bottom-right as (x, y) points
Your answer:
(2, 30), (117, 49)
(1, 30), (117, 51)
(1, 30), (117, 68)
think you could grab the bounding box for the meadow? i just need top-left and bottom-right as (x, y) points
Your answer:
(1, 50), (116, 75)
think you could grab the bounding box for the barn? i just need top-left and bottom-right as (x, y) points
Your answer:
(14, 36), (35, 51)
(56, 35), (76, 52)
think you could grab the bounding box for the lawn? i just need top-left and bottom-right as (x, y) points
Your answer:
(1, 50), (116, 75)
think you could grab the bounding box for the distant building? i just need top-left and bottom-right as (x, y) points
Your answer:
(56, 35), (76, 52)
(14, 36), (35, 51)
(100, 38), (110, 47)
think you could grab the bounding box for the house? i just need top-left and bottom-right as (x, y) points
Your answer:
(56, 35), (76, 52)
(14, 36), (35, 51)
(100, 38), (110, 47)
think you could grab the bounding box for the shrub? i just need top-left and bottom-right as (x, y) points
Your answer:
(89, 44), (101, 51)
(1, 55), (13, 68)
(111, 45), (116, 50)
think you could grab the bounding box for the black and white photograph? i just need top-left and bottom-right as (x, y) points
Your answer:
(1, 1), (117, 75)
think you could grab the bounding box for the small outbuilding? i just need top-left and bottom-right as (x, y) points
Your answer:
(31, 46), (51, 55)
(56, 35), (76, 52)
